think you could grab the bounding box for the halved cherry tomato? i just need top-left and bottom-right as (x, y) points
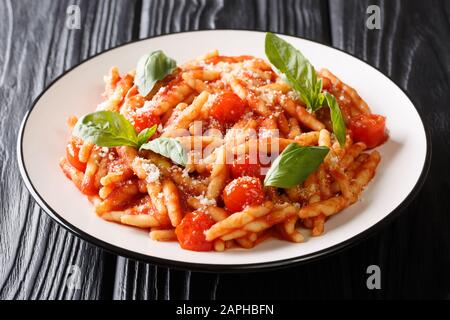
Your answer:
(66, 138), (86, 172)
(131, 109), (161, 133)
(223, 176), (265, 213)
(348, 114), (388, 149)
(230, 154), (264, 179)
(175, 210), (215, 251)
(209, 92), (246, 126)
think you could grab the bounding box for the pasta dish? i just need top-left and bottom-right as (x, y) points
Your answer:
(60, 33), (387, 251)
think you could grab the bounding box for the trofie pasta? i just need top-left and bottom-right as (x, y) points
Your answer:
(60, 34), (388, 251)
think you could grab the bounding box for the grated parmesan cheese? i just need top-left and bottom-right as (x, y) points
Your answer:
(195, 193), (216, 207)
(108, 153), (115, 161)
(257, 88), (279, 105)
(99, 147), (109, 157)
(259, 128), (278, 139)
(181, 167), (190, 178)
(141, 161), (160, 183)
(287, 90), (299, 101)
(293, 202), (301, 209)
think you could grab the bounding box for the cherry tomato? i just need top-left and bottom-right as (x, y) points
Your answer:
(209, 92), (246, 126)
(175, 210), (215, 251)
(348, 114), (388, 149)
(230, 154), (264, 179)
(223, 176), (265, 213)
(132, 109), (161, 133)
(66, 138), (86, 172)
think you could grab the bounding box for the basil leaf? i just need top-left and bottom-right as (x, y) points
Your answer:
(265, 32), (323, 112)
(264, 143), (329, 188)
(324, 92), (346, 147)
(264, 33), (346, 147)
(73, 111), (139, 148)
(137, 124), (158, 147)
(135, 50), (177, 97)
(140, 137), (188, 166)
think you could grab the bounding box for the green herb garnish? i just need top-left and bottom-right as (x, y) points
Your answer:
(73, 111), (157, 149)
(135, 50), (177, 97)
(264, 143), (330, 188)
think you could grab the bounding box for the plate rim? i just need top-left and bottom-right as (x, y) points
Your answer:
(16, 29), (432, 273)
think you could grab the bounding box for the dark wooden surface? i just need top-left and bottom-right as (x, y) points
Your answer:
(0, 0), (449, 300)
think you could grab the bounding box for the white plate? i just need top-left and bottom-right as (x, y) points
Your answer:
(17, 30), (430, 271)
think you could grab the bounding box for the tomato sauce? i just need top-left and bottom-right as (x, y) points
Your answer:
(66, 138), (86, 172)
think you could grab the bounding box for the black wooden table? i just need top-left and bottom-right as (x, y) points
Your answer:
(1, 0), (449, 300)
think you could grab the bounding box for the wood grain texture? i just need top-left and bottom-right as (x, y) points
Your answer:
(328, 0), (450, 299)
(0, 0), (140, 300)
(1, 0), (449, 300)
